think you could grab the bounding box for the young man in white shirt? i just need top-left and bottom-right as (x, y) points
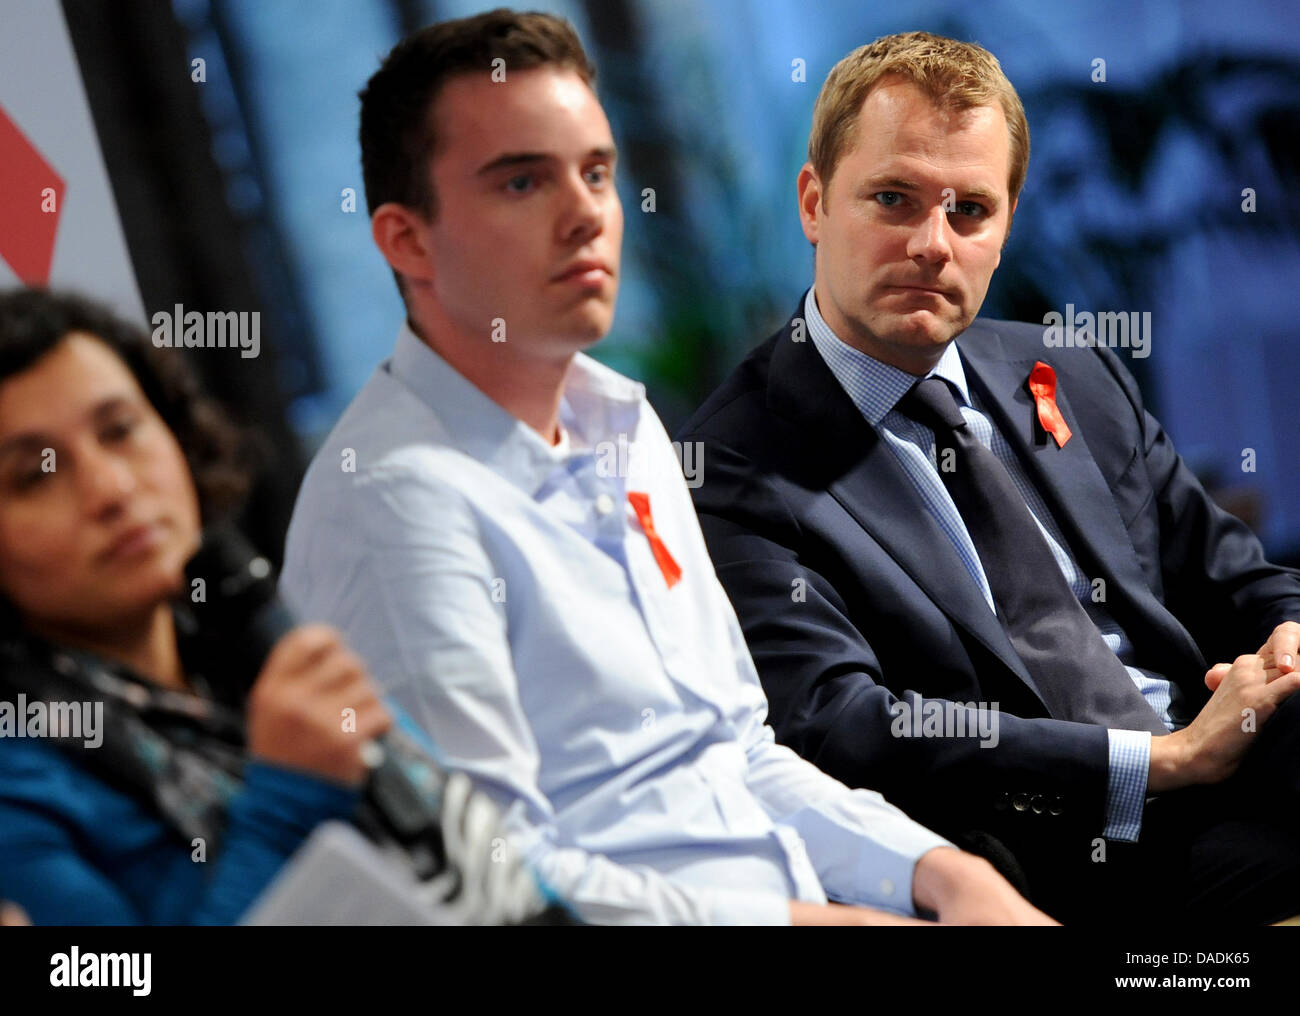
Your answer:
(281, 8), (1052, 925)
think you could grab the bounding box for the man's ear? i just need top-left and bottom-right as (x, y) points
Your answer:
(1001, 195), (1019, 253)
(371, 202), (436, 286)
(796, 162), (824, 246)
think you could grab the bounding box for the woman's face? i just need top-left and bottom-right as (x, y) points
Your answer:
(0, 333), (201, 637)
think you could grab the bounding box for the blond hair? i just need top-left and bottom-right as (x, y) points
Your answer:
(809, 31), (1029, 203)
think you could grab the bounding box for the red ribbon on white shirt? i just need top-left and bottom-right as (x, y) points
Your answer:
(627, 491), (682, 589)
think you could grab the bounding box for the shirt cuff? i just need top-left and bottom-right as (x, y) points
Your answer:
(1103, 729), (1151, 842)
(844, 828), (954, 917)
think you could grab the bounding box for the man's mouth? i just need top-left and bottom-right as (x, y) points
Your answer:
(551, 259), (613, 287)
(886, 284), (950, 296)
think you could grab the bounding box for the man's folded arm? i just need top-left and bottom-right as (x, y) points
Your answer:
(721, 608), (951, 914)
(689, 438), (1112, 838)
(283, 465), (790, 925)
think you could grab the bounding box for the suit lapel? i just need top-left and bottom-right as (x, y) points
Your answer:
(767, 312), (1049, 708)
(960, 325), (1205, 675)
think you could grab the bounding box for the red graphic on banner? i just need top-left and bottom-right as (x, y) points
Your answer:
(0, 103), (66, 284)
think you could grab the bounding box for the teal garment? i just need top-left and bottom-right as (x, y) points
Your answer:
(0, 734), (360, 925)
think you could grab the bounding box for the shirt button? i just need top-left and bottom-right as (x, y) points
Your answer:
(879, 877), (895, 898)
(594, 493), (615, 516)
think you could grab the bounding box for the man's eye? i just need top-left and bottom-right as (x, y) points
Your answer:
(504, 174), (536, 194)
(584, 165), (611, 186)
(953, 201), (987, 217)
(874, 191), (904, 207)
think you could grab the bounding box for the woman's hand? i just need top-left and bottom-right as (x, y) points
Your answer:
(245, 625), (393, 786)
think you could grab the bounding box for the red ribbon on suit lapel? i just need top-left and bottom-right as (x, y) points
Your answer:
(627, 491), (682, 589)
(1027, 361), (1072, 448)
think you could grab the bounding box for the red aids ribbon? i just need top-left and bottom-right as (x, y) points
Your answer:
(627, 491), (682, 589)
(1027, 361), (1072, 448)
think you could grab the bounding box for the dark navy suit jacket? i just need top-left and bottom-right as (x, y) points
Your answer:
(678, 306), (1300, 845)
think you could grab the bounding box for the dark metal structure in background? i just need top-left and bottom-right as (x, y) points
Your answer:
(61, 0), (316, 563)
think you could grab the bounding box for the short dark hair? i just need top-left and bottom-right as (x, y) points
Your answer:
(0, 287), (251, 522)
(358, 8), (596, 222)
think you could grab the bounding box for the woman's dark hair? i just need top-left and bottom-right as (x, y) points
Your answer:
(0, 287), (251, 519)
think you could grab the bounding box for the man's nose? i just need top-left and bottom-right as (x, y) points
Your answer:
(907, 204), (953, 266)
(558, 170), (604, 245)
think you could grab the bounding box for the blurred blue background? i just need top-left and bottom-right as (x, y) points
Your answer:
(64, 0), (1300, 560)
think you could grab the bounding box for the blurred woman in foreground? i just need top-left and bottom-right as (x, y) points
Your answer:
(0, 289), (533, 924)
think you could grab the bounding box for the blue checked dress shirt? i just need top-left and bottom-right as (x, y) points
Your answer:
(281, 321), (953, 924)
(804, 289), (1187, 842)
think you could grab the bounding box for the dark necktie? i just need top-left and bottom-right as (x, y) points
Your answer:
(896, 376), (1166, 734)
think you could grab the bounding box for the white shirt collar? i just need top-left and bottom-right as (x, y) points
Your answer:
(803, 286), (973, 424)
(388, 321), (645, 493)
